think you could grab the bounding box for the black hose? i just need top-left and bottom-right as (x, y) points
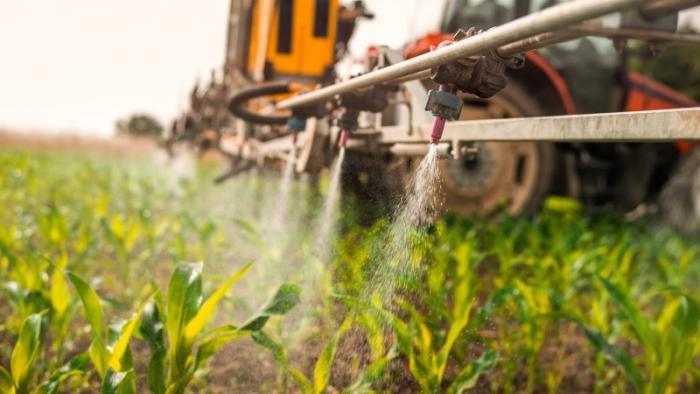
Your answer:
(228, 82), (292, 126)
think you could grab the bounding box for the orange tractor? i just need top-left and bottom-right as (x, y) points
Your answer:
(169, 0), (700, 218)
(398, 0), (698, 215)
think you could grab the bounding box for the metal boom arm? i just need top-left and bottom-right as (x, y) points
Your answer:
(274, 0), (697, 112)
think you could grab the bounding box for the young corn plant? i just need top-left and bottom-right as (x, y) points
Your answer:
(576, 277), (700, 394)
(252, 317), (354, 394)
(138, 261), (301, 394)
(253, 304), (399, 394)
(371, 233), (499, 393)
(0, 312), (44, 394)
(67, 271), (146, 393)
(1, 250), (77, 368)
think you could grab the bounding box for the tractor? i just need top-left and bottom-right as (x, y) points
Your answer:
(167, 0), (700, 219)
(398, 0), (698, 215)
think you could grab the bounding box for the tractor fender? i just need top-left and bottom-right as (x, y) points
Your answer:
(507, 52), (576, 116)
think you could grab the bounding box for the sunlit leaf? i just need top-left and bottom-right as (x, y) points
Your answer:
(240, 284), (301, 331)
(11, 312), (44, 393)
(102, 368), (135, 394)
(68, 271), (109, 376)
(184, 262), (252, 343)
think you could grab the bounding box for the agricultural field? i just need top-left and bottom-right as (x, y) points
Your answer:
(1, 147), (700, 393)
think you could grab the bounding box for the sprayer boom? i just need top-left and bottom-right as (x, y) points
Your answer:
(275, 0), (699, 112)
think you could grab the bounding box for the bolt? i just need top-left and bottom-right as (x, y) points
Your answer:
(460, 145), (480, 156)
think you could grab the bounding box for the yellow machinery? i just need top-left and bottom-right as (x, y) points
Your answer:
(227, 0), (340, 84)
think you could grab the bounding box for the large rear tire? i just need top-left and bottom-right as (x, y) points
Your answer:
(440, 83), (557, 215)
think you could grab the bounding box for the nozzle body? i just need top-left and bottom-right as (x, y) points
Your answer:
(430, 116), (446, 145)
(339, 129), (349, 148)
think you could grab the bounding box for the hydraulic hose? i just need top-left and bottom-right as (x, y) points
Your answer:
(228, 82), (293, 125)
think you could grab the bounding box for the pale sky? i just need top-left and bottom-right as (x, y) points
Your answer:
(0, 1), (696, 136)
(0, 0), (230, 136)
(0, 0), (441, 136)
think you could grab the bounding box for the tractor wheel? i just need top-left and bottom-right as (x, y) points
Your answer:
(439, 83), (557, 215)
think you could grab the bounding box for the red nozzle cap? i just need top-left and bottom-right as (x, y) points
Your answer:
(339, 129), (349, 148)
(430, 117), (445, 144)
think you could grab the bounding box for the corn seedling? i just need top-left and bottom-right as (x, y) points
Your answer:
(137, 261), (300, 394)
(0, 313), (44, 394)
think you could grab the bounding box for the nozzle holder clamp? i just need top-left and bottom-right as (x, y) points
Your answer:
(430, 28), (524, 99)
(425, 88), (463, 120)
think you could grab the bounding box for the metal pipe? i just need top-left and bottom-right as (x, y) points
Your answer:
(276, 0), (646, 111)
(379, 108), (700, 143)
(386, 69), (432, 85)
(569, 25), (700, 44)
(497, 29), (583, 57)
(390, 143), (451, 158)
(640, 0), (700, 20)
(499, 25), (700, 58)
(390, 26), (700, 86)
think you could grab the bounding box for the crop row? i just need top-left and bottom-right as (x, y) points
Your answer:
(1, 150), (699, 393)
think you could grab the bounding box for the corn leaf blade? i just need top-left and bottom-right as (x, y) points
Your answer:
(447, 349), (499, 394)
(139, 301), (166, 394)
(240, 284), (301, 331)
(0, 365), (14, 393)
(184, 262), (252, 343)
(313, 317), (353, 394)
(108, 302), (147, 372)
(68, 272), (109, 376)
(102, 368), (135, 394)
(10, 312), (44, 393)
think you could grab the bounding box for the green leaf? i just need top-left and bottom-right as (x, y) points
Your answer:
(165, 262), (203, 378)
(11, 312), (44, 393)
(251, 331), (312, 394)
(240, 284), (301, 331)
(38, 353), (91, 394)
(577, 322), (645, 392)
(251, 331), (289, 368)
(184, 262), (251, 343)
(50, 266), (71, 316)
(447, 349), (499, 394)
(599, 276), (655, 351)
(0, 366), (14, 393)
(313, 318), (353, 394)
(67, 271), (109, 376)
(194, 324), (249, 369)
(102, 368), (135, 394)
(108, 302), (147, 372)
(139, 301), (166, 394)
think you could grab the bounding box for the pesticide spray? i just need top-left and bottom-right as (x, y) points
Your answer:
(269, 147), (297, 234)
(335, 139), (443, 369)
(316, 149), (346, 257)
(371, 144), (442, 297)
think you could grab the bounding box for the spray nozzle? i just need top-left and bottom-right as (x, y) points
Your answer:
(287, 116), (306, 148)
(424, 86), (462, 145)
(430, 117), (446, 145)
(339, 129), (349, 149)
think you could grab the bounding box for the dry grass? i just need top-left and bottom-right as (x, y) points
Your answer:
(0, 130), (158, 156)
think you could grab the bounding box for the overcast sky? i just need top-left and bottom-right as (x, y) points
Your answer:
(0, 0), (442, 136)
(0, 1), (696, 136)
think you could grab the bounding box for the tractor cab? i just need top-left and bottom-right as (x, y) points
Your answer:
(225, 0), (372, 86)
